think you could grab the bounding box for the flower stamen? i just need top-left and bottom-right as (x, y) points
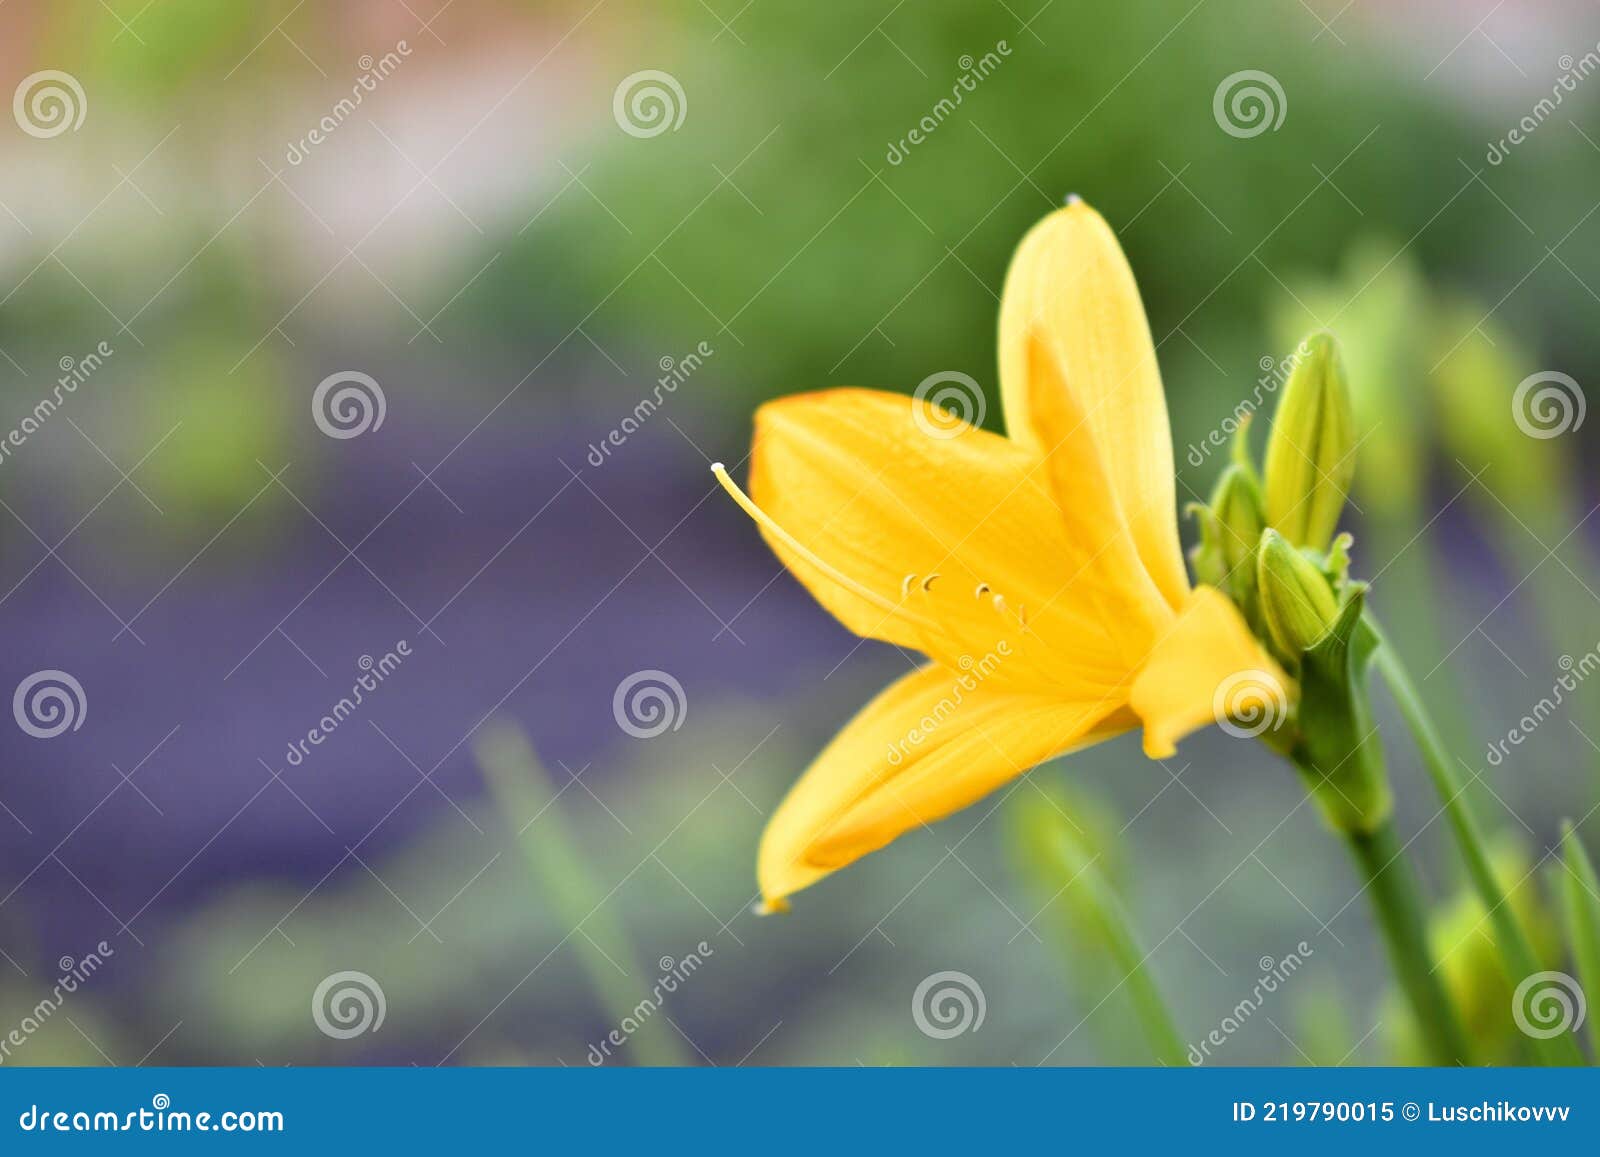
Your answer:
(713, 463), (941, 631)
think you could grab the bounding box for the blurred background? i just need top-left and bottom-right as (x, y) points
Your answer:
(1, 0), (1598, 1066)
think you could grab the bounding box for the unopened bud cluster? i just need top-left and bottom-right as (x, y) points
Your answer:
(1190, 332), (1358, 671)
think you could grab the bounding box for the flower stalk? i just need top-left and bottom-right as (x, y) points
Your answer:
(1010, 790), (1189, 1066)
(1370, 623), (1587, 1066)
(1346, 820), (1474, 1064)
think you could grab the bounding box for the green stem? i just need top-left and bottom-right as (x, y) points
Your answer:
(1371, 621), (1586, 1066)
(1559, 822), (1600, 1062)
(1366, 521), (1480, 798)
(475, 723), (689, 1067)
(1009, 793), (1188, 1066)
(1346, 821), (1474, 1065)
(1087, 877), (1191, 1067)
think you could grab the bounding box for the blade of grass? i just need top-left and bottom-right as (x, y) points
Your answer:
(474, 722), (687, 1066)
(1371, 621), (1585, 1065)
(1008, 787), (1189, 1066)
(1560, 822), (1600, 1061)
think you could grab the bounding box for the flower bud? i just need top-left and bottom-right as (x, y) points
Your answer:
(1209, 465), (1265, 583)
(1191, 464), (1267, 623)
(1270, 244), (1427, 525)
(1257, 528), (1340, 657)
(1264, 333), (1356, 553)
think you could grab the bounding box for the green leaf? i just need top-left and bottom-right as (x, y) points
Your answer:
(1007, 786), (1189, 1066)
(1560, 822), (1600, 1061)
(1370, 619), (1586, 1066)
(475, 723), (688, 1067)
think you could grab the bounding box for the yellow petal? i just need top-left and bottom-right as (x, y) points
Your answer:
(998, 199), (1189, 610)
(758, 663), (1133, 906)
(1021, 330), (1176, 663)
(1128, 586), (1289, 758)
(738, 388), (1134, 692)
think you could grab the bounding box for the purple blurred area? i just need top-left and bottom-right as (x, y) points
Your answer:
(0, 390), (849, 950)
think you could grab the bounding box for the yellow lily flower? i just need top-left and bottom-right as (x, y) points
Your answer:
(714, 197), (1284, 911)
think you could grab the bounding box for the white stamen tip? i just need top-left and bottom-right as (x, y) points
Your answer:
(710, 462), (725, 473)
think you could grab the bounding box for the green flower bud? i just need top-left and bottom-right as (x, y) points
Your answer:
(1257, 528), (1340, 657)
(1210, 464), (1265, 584)
(1264, 333), (1356, 553)
(1270, 243), (1428, 525)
